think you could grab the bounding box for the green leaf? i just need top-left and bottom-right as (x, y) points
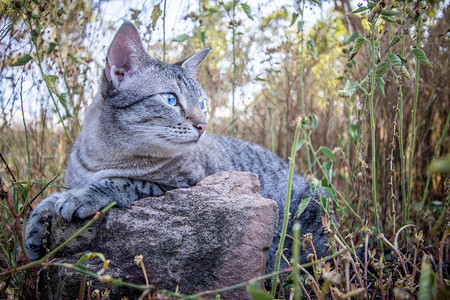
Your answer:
(338, 80), (358, 98)
(319, 146), (336, 162)
(346, 81), (358, 97)
(387, 53), (403, 69)
(387, 53), (410, 78)
(429, 155), (450, 174)
(151, 4), (162, 29)
(352, 6), (368, 14)
(323, 161), (333, 182)
(349, 37), (365, 61)
(343, 32), (359, 46)
(401, 66), (410, 78)
(200, 31), (206, 46)
(290, 12), (299, 27)
(338, 90), (350, 98)
(376, 77), (386, 97)
(389, 36), (401, 47)
(76, 264), (88, 272)
(381, 15), (396, 23)
(295, 196), (312, 219)
(301, 116), (310, 129)
(311, 114), (318, 130)
(271, 91), (279, 98)
(247, 280), (273, 300)
(17, 183), (30, 201)
(208, 7), (219, 13)
(307, 39), (318, 60)
(418, 255), (437, 300)
(348, 124), (358, 144)
(47, 42), (57, 55)
(68, 53), (88, 66)
(173, 34), (189, 42)
(76, 252), (106, 265)
(310, 178), (320, 189)
(241, 3), (254, 20)
(381, 10), (401, 16)
(43, 75), (59, 91)
(11, 54), (32, 66)
(59, 93), (73, 118)
(34, 19), (41, 36)
(295, 139), (306, 153)
(412, 48), (433, 68)
(323, 187), (337, 204)
(320, 178), (329, 188)
(376, 61), (390, 79)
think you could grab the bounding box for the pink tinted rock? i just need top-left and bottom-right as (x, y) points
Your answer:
(42, 171), (278, 300)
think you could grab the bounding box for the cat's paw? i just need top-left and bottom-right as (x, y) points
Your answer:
(24, 195), (58, 261)
(55, 190), (104, 221)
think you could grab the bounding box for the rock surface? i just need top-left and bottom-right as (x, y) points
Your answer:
(39, 171), (278, 299)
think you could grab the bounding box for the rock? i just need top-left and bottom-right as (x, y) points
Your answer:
(39, 171), (278, 300)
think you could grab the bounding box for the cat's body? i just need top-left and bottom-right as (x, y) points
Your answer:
(25, 21), (327, 274)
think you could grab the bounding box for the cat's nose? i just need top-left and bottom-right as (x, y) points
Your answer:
(194, 122), (207, 136)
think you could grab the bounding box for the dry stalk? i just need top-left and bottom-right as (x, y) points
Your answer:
(134, 255), (149, 286)
(344, 256), (350, 294)
(379, 233), (408, 276)
(298, 279), (311, 300)
(298, 264), (320, 293)
(348, 239), (365, 292)
(385, 273), (393, 299)
(411, 230), (423, 280)
(320, 279), (331, 300)
(364, 229), (371, 293)
(438, 224), (449, 285)
(303, 233), (318, 261)
(377, 255), (385, 300)
(332, 287), (366, 300)
(394, 224), (415, 249)
(388, 100), (400, 236)
(79, 275), (87, 300)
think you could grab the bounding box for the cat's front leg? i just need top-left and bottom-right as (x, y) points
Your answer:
(25, 178), (167, 261)
(55, 178), (168, 221)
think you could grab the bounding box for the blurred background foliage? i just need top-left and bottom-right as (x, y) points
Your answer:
(0, 0), (449, 297)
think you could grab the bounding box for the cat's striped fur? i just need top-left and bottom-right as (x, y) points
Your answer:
(25, 21), (327, 273)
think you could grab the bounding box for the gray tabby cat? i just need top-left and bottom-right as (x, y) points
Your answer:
(25, 21), (327, 273)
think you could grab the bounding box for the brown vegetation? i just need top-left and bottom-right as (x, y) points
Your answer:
(0, 0), (448, 299)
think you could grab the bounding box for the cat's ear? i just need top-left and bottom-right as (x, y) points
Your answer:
(175, 48), (210, 76)
(105, 21), (152, 88)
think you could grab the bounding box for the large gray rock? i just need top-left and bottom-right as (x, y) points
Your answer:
(40, 171), (278, 299)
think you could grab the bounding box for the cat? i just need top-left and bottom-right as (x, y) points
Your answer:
(24, 21), (327, 274)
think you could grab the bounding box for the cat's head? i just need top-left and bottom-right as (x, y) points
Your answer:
(99, 21), (209, 158)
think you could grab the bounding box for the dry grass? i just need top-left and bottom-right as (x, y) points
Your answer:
(0, 0), (448, 299)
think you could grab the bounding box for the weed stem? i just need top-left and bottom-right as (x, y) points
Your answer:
(271, 117), (302, 297)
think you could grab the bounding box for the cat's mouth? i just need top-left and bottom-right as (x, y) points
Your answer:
(175, 136), (204, 145)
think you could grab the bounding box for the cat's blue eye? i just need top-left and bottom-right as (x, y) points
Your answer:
(161, 93), (177, 106)
(199, 100), (205, 109)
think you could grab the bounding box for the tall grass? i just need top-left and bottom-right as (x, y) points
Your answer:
(0, 0), (448, 299)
